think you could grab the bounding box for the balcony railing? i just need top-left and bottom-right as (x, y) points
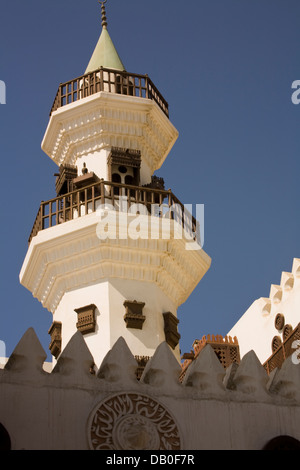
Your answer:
(263, 323), (300, 374)
(50, 67), (169, 117)
(28, 180), (199, 245)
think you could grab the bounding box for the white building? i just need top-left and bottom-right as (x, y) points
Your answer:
(228, 258), (300, 372)
(0, 2), (300, 451)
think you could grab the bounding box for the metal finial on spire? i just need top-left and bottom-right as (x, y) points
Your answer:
(99, 0), (108, 29)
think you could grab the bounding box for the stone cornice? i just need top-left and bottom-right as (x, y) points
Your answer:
(42, 92), (178, 174)
(20, 213), (211, 313)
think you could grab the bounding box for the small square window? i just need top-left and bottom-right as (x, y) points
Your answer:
(163, 312), (180, 349)
(48, 321), (62, 358)
(123, 300), (146, 330)
(75, 304), (97, 335)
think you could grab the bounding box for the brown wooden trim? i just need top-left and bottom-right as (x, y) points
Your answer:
(28, 180), (198, 244)
(123, 300), (146, 330)
(75, 304), (97, 335)
(50, 67), (169, 118)
(163, 312), (180, 349)
(134, 355), (151, 380)
(274, 313), (285, 331)
(48, 321), (62, 359)
(263, 323), (300, 374)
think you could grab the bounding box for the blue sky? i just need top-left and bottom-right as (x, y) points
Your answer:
(0, 0), (299, 362)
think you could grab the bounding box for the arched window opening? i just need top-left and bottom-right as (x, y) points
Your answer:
(263, 435), (300, 450)
(108, 148), (141, 200)
(112, 173), (121, 196)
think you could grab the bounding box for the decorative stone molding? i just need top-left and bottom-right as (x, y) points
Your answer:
(281, 272), (294, 291)
(48, 322), (62, 359)
(42, 93), (179, 176)
(5, 328), (300, 402)
(260, 298), (272, 316)
(163, 312), (180, 349)
(75, 304), (97, 335)
(228, 258), (300, 365)
(3, 330), (300, 450)
(88, 393), (181, 450)
(293, 258), (300, 278)
(123, 300), (146, 329)
(270, 284), (282, 304)
(108, 147), (141, 169)
(20, 217), (211, 313)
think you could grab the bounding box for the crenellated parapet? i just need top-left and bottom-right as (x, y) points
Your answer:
(1, 327), (300, 449)
(228, 258), (300, 365)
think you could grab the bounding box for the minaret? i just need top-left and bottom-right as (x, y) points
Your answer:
(19, 2), (211, 369)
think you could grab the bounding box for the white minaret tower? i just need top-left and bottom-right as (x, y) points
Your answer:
(20, 2), (211, 369)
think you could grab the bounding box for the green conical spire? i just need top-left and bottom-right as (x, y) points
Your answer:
(85, 1), (126, 74)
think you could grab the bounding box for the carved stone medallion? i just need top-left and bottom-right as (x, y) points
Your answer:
(88, 393), (181, 450)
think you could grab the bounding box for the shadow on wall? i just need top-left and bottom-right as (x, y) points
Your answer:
(0, 423), (11, 451)
(263, 435), (300, 451)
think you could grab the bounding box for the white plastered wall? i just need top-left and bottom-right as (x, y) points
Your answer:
(75, 149), (110, 181)
(228, 258), (300, 363)
(53, 278), (179, 369)
(75, 147), (152, 186)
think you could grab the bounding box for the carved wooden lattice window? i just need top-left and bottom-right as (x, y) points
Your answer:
(283, 324), (293, 340)
(163, 312), (181, 349)
(275, 313), (285, 331)
(55, 164), (78, 196)
(108, 148), (141, 189)
(75, 304), (97, 335)
(212, 345), (240, 369)
(123, 300), (146, 329)
(134, 355), (151, 380)
(48, 321), (62, 359)
(272, 335), (282, 353)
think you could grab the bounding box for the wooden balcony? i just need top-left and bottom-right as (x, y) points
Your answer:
(28, 180), (198, 245)
(263, 323), (300, 374)
(50, 67), (169, 117)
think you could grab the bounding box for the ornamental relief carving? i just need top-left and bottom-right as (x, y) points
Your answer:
(32, 239), (189, 312)
(46, 100), (176, 172)
(88, 393), (181, 451)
